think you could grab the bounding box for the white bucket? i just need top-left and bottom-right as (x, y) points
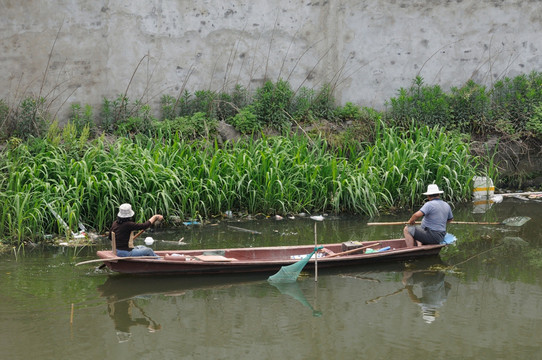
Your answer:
(472, 176), (495, 199)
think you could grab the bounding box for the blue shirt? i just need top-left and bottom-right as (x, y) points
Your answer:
(419, 199), (453, 232)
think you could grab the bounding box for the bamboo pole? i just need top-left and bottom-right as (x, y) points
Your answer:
(75, 256), (162, 266)
(367, 221), (502, 226)
(70, 303), (74, 325)
(498, 191), (542, 197)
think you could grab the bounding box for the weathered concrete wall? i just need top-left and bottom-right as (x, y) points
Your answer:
(1, 0), (540, 120)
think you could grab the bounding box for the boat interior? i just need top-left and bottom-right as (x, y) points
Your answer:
(155, 239), (410, 262)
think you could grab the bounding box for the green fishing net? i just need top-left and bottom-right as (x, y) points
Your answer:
(268, 247), (321, 283)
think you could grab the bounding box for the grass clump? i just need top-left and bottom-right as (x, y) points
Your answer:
(0, 120), (481, 245)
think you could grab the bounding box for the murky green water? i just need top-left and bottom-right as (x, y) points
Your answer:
(1, 197), (542, 359)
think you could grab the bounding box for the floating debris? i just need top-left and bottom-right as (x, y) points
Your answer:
(227, 225), (262, 235)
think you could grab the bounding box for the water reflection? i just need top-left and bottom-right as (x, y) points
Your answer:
(268, 282), (323, 317)
(98, 277), (167, 343)
(402, 270), (450, 324)
(106, 299), (161, 342)
(96, 273), (324, 343)
(364, 267), (451, 324)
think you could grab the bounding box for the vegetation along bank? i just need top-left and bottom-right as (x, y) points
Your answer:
(1, 72), (541, 247)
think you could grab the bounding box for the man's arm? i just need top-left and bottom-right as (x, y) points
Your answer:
(408, 210), (424, 225)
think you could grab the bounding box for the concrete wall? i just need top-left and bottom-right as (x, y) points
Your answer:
(1, 0), (540, 120)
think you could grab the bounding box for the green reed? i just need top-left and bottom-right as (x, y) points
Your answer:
(0, 122), (485, 244)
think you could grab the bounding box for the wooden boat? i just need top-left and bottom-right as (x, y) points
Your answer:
(95, 238), (448, 275)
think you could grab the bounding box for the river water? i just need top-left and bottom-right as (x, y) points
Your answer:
(1, 197), (541, 360)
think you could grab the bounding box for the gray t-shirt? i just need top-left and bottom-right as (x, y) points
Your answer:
(419, 199), (453, 232)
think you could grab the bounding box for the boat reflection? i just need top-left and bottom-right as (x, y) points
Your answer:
(97, 273), (268, 302)
(97, 274), (321, 341)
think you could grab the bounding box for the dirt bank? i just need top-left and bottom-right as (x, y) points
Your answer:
(472, 137), (542, 189)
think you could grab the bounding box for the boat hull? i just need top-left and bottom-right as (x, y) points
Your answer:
(96, 239), (446, 275)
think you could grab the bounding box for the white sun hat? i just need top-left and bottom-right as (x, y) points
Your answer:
(423, 184), (444, 195)
(118, 203), (135, 218)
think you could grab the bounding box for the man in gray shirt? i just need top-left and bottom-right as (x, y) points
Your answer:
(404, 184), (453, 247)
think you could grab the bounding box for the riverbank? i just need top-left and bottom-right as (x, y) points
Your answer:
(1, 122), (485, 246)
(470, 136), (542, 190)
(2, 73), (541, 246)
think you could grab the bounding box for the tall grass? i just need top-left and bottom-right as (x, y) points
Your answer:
(0, 121), (484, 245)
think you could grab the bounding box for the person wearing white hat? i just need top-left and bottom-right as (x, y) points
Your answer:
(109, 203), (164, 257)
(403, 184), (453, 247)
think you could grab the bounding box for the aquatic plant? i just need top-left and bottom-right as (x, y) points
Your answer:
(0, 121), (483, 244)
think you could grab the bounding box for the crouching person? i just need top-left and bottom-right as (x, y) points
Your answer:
(110, 203), (163, 257)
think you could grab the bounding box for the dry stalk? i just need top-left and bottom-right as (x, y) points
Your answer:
(173, 65), (195, 113)
(264, 11), (280, 81)
(246, 32), (263, 93)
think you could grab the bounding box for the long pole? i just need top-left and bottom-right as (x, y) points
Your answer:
(314, 222), (318, 282)
(75, 255), (161, 266)
(367, 221), (502, 226)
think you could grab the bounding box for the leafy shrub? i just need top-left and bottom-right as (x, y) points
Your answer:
(448, 80), (490, 135)
(490, 71), (542, 136)
(311, 84), (337, 120)
(330, 107), (380, 157)
(386, 76), (450, 128)
(289, 84), (338, 122)
(173, 90), (192, 118)
(290, 87), (315, 121)
(335, 102), (363, 121)
(230, 84), (250, 109)
(228, 105), (261, 134)
(0, 99), (10, 139)
(162, 85), (250, 124)
(8, 97), (49, 139)
(100, 95), (129, 133)
(215, 85), (250, 122)
(173, 90), (218, 119)
(70, 103), (95, 136)
(253, 79), (294, 130)
(160, 94), (176, 121)
(101, 95), (156, 137)
(525, 104), (542, 139)
(155, 112), (217, 140)
(115, 103), (155, 136)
